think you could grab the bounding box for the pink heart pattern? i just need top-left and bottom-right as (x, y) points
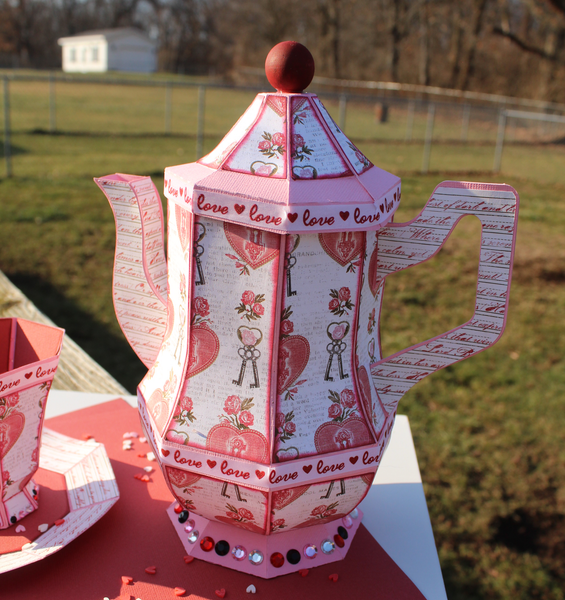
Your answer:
(0, 412), (25, 459)
(319, 231), (364, 267)
(206, 423), (269, 464)
(277, 335), (310, 394)
(186, 324), (220, 378)
(224, 222), (279, 270)
(314, 416), (374, 453)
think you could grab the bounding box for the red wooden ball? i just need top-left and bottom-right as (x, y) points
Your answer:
(265, 41), (315, 93)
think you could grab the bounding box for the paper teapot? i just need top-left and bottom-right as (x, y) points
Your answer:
(96, 42), (519, 577)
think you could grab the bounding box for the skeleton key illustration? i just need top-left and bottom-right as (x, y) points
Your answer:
(221, 482), (247, 502)
(325, 322), (350, 381)
(233, 327), (263, 388)
(320, 479), (346, 499)
(284, 234), (300, 297)
(194, 222), (206, 286)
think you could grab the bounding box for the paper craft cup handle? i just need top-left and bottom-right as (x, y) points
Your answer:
(370, 181), (519, 411)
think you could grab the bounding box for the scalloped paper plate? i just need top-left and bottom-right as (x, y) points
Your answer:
(0, 428), (119, 573)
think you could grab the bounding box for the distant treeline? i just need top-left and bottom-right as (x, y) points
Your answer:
(1, 0), (564, 102)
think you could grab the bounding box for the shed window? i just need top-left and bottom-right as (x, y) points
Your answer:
(69, 48), (76, 62)
(92, 47), (99, 61)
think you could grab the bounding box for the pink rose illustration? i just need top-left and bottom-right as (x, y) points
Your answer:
(292, 134), (305, 147)
(224, 395), (241, 415)
(193, 297), (210, 317)
(226, 510), (239, 519)
(253, 303), (264, 316)
(239, 410), (254, 427)
(241, 329), (257, 346)
(238, 508), (254, 521)
(272, 132), (285, 146)
(3, 471), (10, 482)
(272, 518), (285, 528)
(258, 140), (271, 150)
(311, 505), (327, 516)
(338, 287), (351, 302)
(5, 394), (19, 407)
(340, 389), (356, 408)
(255, 164), (274, 176)
(328, 403), (342, 419)
(284, 421), (296, 434)
(241, 290), (255, 305)
(180, 396), (193, 412)
(0, 406), (5, 418)
(329, 298), (339, 311)
(275, 412), (285, 428)
(332, 324), (346, 340)
(280, 320), (294, 335)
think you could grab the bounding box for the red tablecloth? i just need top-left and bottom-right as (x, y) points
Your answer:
(1, 399), (426, 600)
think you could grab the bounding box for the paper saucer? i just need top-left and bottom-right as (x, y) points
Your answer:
(0, 428), (119, 573)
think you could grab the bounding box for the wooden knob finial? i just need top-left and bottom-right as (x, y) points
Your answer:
(265, 41), (315, 93)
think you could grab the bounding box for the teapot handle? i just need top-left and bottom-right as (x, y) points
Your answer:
(370, 181), (519, 415)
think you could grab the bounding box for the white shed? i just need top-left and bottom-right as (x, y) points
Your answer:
(58, 28), (157, 74)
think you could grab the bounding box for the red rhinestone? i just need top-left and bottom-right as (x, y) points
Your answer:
(270, 552), (285, 568)
(174, 503), (183, 514)
(200, 536), (215, 552)
(334, 534), (345, 548)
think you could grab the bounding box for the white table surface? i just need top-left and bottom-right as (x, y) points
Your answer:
(46, 390), (447, 600)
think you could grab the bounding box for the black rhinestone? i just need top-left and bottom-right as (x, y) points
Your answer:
(178, 510), (190, 523)
(286, 549), (301, 565)
(337, 525), (348, 540)
(10, 516), (17, 524)
(215, 540), (230, 556)
(32, 489), (38, 496)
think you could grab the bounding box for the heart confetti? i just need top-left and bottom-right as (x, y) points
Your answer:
(145, 566), (156, 574)
(143, 466), (153, 473)
(38, 523), (49, 533)
(183, 555), (194, 564)
(54, 519), (65, 526)
(15, 524), (25, 533)
(299, 569), (309, 577)
(246, 584), (257, 593)
(121, 576), (133, 585)
(329, 573), (339, 582)
(215, 589), (226, 598)
(147, 452), (156, 461)
(174, 587), (186, 597)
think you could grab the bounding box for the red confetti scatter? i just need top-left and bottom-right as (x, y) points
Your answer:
(140, 475), (151, 482)
(329, 573), (339, 582)
(174, 588), (186, 597)
(138, 453), (146, 458)
(145, 566), (157, 574)
(54, 519), (65, 526)
(121, 576), (133, 585)
(215, 589), (226, 598)
(183, 555), (194, 564)
(82, 434), (93, 440)
(299, 569), (309, 577)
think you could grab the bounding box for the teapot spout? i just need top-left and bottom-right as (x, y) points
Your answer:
(95, 174), (168, 368)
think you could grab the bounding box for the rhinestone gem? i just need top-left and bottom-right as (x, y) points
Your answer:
(174, 503), (184, 514)
(183, 519), (196, 533)
(321, 539), (336, 554)
(342, 515), (354, 529)
(303, 544), (317, 559)
(334, 534), (345, 548)
(270, 552), (285, 568)
(200, 536), (214, 552)
(286, 549), (301, 565)
(178, 510), (189, 523)
(349, 508), (359, 519)
(337, 526), (349, 540)
(249, 550), (264, 565)
(187, 530), (199, 544)
(215, 540), (230, 556)
(232, 545), (247, 561)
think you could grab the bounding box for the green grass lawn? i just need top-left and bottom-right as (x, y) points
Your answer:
(0, 81), (564, 600)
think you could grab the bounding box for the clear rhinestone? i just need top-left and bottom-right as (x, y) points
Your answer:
(232, 545), (247, 561)
(342, 515), (354, 529)
(187, 530), (199, 544)
(248, 550), (264, 565)
(183, 519), (196, 533)
(349, 508), (359, 519)
(303, 544), (318, 559)
(321, 539), (335, 554)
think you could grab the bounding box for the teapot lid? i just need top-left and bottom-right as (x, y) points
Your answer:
(164, 42), (401, 234)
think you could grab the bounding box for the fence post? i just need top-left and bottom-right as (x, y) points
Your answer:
(460, 104), (470, 142)
(49, 73), (56, 133)
(196, 85), (206, 159)
(405, 100), (415, 141)
(3, 77), (12, 178)
(165, 82), (172, 135)
(338, 94), (347, 131)
(421, 103), (435, 174)
(493, 110), (507, 173)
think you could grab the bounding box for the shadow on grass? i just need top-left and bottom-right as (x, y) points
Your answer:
(9, 273), (146, 393)
(0, 142), (28, 158)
